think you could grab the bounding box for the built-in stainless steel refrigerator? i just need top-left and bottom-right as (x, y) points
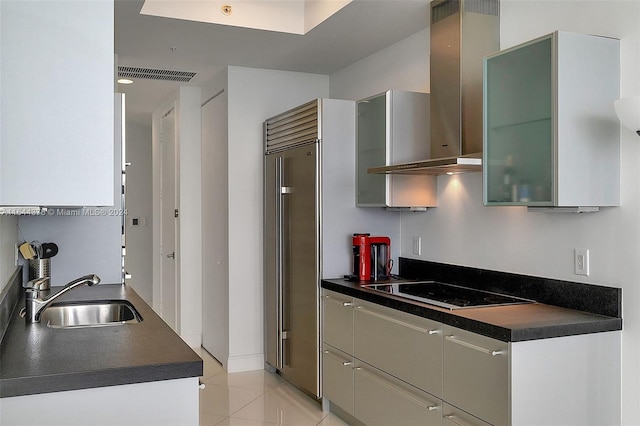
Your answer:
(264, 99), (400, 398)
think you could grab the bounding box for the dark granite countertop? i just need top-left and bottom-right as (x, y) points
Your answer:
(0, 283), (202, 398)
(322, 278), (622, 342)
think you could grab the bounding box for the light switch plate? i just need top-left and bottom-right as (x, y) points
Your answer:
(574, 248), (590, 276)
(413, 236), (422, 256)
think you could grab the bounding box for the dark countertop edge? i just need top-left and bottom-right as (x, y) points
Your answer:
(321, 279), (622, 343)
(0, 283), (203, 398)
(0, 361), (202, 398)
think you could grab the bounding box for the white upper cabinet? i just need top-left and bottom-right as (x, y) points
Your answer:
(356, 90), (437, 209)
(1, 1), (114, 207)
(483, 31), (620, 209)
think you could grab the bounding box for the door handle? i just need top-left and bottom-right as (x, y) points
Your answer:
(167, 252), (175, 259)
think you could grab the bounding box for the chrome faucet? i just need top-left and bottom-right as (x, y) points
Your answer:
(21, 274), (101, 323)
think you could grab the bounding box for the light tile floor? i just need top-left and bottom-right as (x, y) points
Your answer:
(194, 348), (349, 426)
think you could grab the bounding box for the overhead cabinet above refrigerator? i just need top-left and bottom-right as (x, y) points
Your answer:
(264, 99), (400, 399)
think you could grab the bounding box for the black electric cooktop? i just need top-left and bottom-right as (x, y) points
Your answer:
(361, 281), (535, 310)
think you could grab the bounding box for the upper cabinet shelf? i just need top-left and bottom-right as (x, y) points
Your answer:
(483, 31), (620, 209)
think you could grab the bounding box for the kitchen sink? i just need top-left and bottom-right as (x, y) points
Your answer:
(39, 300), (143, 328)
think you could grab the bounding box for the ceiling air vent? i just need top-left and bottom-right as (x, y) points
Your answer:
(117, 66), (196, 82)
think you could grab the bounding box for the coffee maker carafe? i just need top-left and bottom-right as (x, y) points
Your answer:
(352, 233), (391, 282)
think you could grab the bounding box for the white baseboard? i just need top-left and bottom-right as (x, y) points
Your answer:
(226, 353), (264, 373)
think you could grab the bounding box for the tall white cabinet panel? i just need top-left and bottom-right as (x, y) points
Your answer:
(0, 0), (114, 206)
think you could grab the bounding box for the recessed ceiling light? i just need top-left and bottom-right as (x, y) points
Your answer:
(117, 78), (134, 85)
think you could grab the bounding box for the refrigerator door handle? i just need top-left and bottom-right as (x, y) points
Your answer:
(276, 156), (283, 369)
(276, 156), (288, 369)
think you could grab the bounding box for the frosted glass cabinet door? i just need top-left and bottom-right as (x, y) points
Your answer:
(356, 94), (387, 205)
(484, 35), (553, 205)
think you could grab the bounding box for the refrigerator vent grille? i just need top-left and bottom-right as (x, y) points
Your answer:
(117, 66), (196, 82)
(432, 0), (459, 24)
(465, 0), (499, 16)
(432, 0), (498, 24)
(265, 99), (319, 153)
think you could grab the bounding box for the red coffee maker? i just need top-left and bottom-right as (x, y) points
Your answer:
(352, 233), (391, 282)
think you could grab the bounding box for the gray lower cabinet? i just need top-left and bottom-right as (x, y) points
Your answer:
(322, 344), (354, 414)
(322, 289), (444, 425)
(353, 361), (441, 426)
(353, 299), (443, 397)
(442, 403), (492, 426)
(443, 326), (509, 426)
(322, 288), (621, 425)
(322, 291), (354, 354)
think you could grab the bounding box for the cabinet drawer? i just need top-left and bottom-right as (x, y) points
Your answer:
(322, 344), (354, 415)
(442, 403), (492, 426)
(354, 361), (441, 426)
(443, 326), (509, 426)
(353, 299), (442, 396)
(322, 290), (354, 354)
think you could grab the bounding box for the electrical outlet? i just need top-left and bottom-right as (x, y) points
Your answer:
(413, 236), (422, 256)
(574, 248), (590, 276)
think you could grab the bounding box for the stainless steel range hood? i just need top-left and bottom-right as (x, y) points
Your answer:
(370, 0), (499, 176)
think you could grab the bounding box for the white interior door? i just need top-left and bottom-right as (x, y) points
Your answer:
(160, 108), (178, 330)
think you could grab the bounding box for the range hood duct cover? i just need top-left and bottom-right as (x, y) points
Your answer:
(372, 0), (499, 175)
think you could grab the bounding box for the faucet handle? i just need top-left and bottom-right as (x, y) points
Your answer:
(24, 277), (50, 291)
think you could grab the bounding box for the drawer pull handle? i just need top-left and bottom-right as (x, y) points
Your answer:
(323, 350), (352, 366)
(355, 306), (439, 335)
(445, 335), (504, 356)
(324, 295), (354, 308)
(444, 414), (471, 426)
(355, 366), (439, 411)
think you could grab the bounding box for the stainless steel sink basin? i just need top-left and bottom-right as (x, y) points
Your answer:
(39, 300), (143, 328)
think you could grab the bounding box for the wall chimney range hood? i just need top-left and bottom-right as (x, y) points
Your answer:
(369, 0), (499, 176)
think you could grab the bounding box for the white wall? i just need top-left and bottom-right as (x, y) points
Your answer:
(125, 122), (153, 304)
(330, 1), (640, 423)
(200, 66), (329, 372)
(226, 67), (329, 371)
(330, 28), (430, 100)
(150, 87), (203, 347)
(177, 86), (203, 347)
(201, 78), (229, 365)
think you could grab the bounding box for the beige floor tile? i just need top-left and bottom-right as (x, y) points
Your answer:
(315, 413), (349, 426)
(199, 413), (227, 426)
(200, 383), (264, 417)
(194, 347), (226, 381)
(216, 417), (280, 426)
(230, 382), (325, 426)
(204, 369), (284, 391)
